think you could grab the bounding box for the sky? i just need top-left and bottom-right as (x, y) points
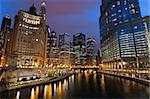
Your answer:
(0, 0), (150, 49)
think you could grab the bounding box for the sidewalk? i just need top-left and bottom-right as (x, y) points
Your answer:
(98, 70), (150, 86)
(0, 73), (74, 92)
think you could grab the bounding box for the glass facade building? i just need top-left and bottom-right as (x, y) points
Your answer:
(59, 33), (71, 65)
(100, 0), (149, 68)
(73, 33), (86, 66)
(86, 38), (96, 66)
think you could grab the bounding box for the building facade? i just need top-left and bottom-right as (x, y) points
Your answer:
(12, 3), (47, 67)
(0, 16), (11, 67)
(86, 38), (96, 66)
(100, 0), (149, 69)
(47, 29), (59, 66)
(73, 33), (86, 66)
(59, 33), (71, 65)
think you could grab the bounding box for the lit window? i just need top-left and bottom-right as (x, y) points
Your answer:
(131, 9), (136, 14)
(35, 38), (39, 42)
(134, 26), (138, 29)
(112, 5), (115, 8)
(117, 1), (121, 5)
(105, 12), (108, 16)
(124, 0), (127, 5)
(118, 10), (122, 12)
(131, 4), (134, 8)
(112, 18), (117, 22)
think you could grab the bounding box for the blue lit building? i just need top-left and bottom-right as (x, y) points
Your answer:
(59, 33), (71, 65)
(100, 0), (149, 68)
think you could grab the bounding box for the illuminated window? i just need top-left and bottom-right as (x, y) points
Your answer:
(131, 4), (134, 8)
(105, 12), (108, 16)
(112, 4), (115, 8)
(35, 38), (39, 42)
(134, 26), (138, 29)
(118, 10), (122, 12)
(131, 9), (136, 14)
(117, 1), (121, 5)
(124, 0), (127, 5)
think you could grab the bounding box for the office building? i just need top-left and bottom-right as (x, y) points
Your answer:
(12, 3), (47, 67)
(73, 33), (86, 66)
(86, 38), (96, 66)
(100, 0), (149, 68)
(59, 33), (71, 65)
(0, 16), (11, 67)
(47, 29), (59, 66)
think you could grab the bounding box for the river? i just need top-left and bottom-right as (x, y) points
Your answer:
(0, 71), (149, 99)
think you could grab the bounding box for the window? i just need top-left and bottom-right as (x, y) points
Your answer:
(117, 1), (121, 5)
(118, 10), (122, 13)
(124, 0), (127, 5)
(112, 4), (115, 8)
(131, 9), (136, 14)
(134, 26), (138, 29)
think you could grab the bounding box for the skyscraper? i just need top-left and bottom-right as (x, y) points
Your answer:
(59, 33), (71, 65)
(73, 33), (86, 66)
(86, 38), (96, 66)
(47, 29), (59, 66)
(12, 3), (47, 67)
(0, 16), (11, 66)
(100, 0), (149, 69)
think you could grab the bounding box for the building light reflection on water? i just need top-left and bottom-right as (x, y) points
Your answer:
(30, 88), (35, 99)
(100, 74), (106, 96)
(12, 73), (149, 99)
(16, 91), (20, 99)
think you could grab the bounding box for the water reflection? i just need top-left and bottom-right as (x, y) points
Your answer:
(100, 74), (106, 96)
(0, 72), (149, 99)
(16, 91), (20, 99)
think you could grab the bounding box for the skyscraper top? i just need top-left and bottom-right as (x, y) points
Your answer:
(41, 1), (46, 7)
(29, 4), (37, 15)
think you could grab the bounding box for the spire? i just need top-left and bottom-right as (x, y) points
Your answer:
(41, 1), (46, 7)
(40, 1), (46, 19)
(29, 4), (37, 15)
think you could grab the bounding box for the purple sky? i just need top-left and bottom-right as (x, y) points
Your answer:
(0, 0), (150, 49)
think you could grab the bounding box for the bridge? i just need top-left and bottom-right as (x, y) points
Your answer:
(71, 66), (99, 71)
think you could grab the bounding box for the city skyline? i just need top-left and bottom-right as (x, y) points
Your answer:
(0, 0), (149, 98)
(0, 0), (150, 48)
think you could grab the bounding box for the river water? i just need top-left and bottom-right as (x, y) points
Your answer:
(0, 71), (149, 99)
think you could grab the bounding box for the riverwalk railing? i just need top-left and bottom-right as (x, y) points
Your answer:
(98, 69), (150, 85)
(0, 72), (75, 92)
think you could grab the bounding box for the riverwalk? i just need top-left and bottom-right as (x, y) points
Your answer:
(0, 73), (74, 92)
(98, 70), (150, 86)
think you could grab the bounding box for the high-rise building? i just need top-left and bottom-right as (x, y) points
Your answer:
(86, 38), (96, 66)
(49, 31), (57, 47)
(46, 25), (51, 65)
(70, 42), (75, 65)
(0, 16), (11, 67)
(12, 3), (47, 67)
(100, 0), (149, 69)
(59, 33), (71, 65)
(47, 29), (59, 66)
(73, 33), (86, 66)
(143, 16), (150, 66)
